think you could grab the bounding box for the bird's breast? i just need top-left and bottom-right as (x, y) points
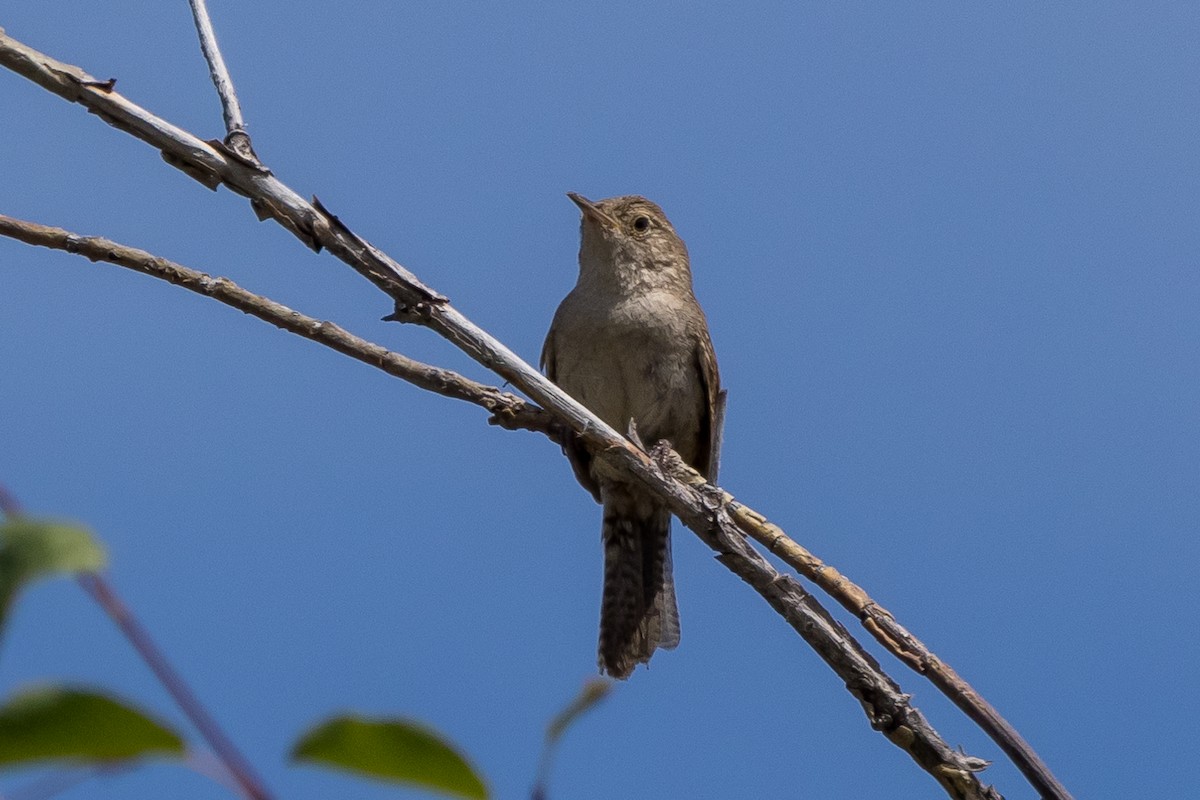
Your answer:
(551, 290), (705, 463)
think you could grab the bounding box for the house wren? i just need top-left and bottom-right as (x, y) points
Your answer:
(542, 193), (722, 679)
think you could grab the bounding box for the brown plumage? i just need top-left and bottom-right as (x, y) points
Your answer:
(542, 193), (721, 678)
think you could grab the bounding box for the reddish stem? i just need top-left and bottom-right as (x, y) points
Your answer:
(1, 484), (270, 800)
(77, 573), (273, 800)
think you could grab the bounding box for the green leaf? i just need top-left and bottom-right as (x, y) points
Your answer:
(0, 519), (106, 633)
(0, 685), (185, 768)
(292, 715), (488, 799)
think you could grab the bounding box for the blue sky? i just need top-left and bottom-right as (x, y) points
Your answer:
(3, 3), (1198, 798)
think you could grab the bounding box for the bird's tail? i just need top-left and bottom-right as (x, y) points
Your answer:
(598, 489), (680, 679)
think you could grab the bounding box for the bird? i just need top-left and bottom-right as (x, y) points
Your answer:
(542, 192), (721, 678)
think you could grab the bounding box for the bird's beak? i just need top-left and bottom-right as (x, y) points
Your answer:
(567, 192), (619, 231)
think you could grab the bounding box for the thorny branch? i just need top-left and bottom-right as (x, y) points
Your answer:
(0, 24), (1071, 799)
(0, 218), (994, 798)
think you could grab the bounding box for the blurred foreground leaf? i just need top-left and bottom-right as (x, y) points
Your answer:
(0, 685), (185, 768)
(293, 715), (487, 799)
(0, 518), (106, 634)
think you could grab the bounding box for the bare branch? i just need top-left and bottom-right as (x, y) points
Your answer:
(0, 212), (1001, 799)
(663, 453), (1072, 800)
(0, 211), (1063, 797)
(0, 28), (1072, 798)
(0, 28), (578, 430)
(185, 0), (255, 162)
(0, 215), (555, 438)
(645, 445), (1003, 800)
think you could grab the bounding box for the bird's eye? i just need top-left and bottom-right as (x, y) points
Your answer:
(632, 215), (651, 232)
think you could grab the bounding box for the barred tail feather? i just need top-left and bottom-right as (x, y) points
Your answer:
(598, 490), (678, 679)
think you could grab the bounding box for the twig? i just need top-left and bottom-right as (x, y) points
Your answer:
(0, 29), (1069, 798)
(0, 28), (570, 416)
(0, 215), (555, 438)
(77, 574), (272, 800)
(661, 454), (1071, 800)
(645, 445), (1002, 800)
(186, 0), (255, 162)
(729, 506), (1068, 799)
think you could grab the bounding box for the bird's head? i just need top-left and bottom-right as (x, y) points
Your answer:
(568, 193), (692, 293)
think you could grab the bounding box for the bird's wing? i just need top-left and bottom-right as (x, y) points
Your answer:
(695, 331), (725, 484)
(542, 322), (603, 503)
